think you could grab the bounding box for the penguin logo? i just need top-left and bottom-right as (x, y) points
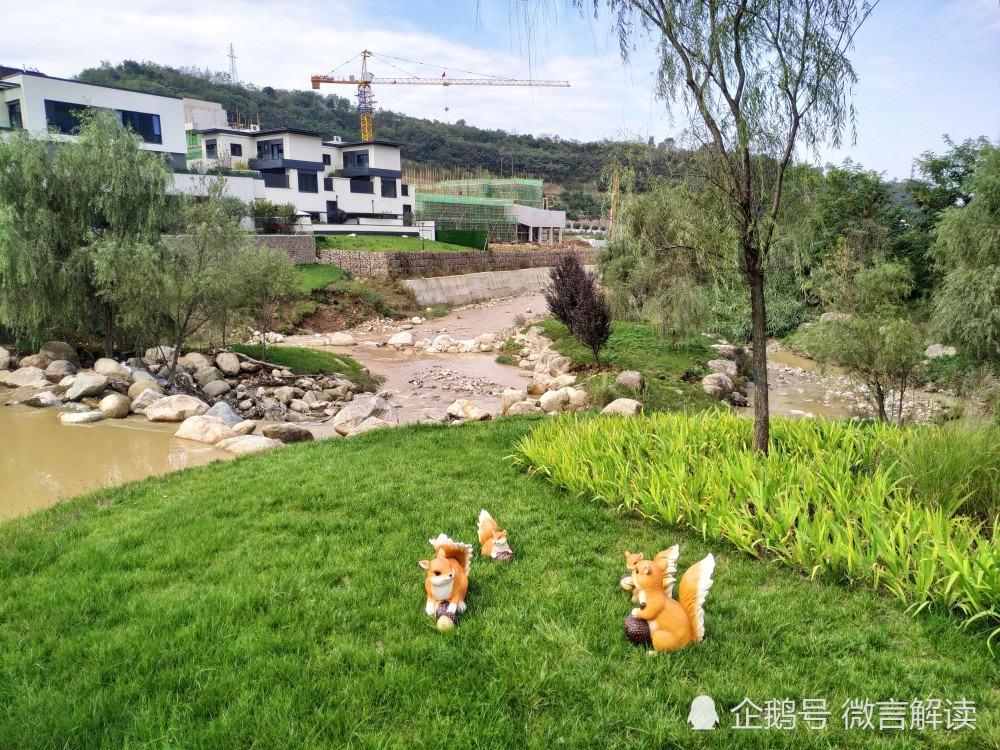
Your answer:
(688, 695), (719, 730)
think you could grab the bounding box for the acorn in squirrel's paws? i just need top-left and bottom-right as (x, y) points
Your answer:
(477, 509), (514, 561)
(419, 533), (473, 630)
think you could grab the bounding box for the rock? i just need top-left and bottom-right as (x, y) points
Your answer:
(601, 398), (643, 416)
(6, 385), (49, 405)
(240, 361), (261, 373)
(329, 332), (357, 346)
(527, 374), (551, 396)
(447, 399), (492, 422)
(65, 373), (109, 400)
(261, 423), (314, 444)
(23, 391), (63, 408)
(205, 401), (244, 427)
(130, 388), (166, 414)
(819, 311), (853, 324)
(924, 344), (957, 359)
(130, 369), (157, 384)
(505, 401), (543, 416)
(702, 373), (734, 399)
(42, 359), (75, 382)
(175, 415), (238, 445)
(194, 366), (224, 386)
(0, 367), (50, 389)
(432, 334), (455, 350)
(388, 331), (414, 348)
(0, 347), (9, 371)
(548, 356), (572, 376)
(289, 399), (310, 414)
(203, 380), (232, 398)
(348, 417), (396, 435)
(19, 353), (52, 369)
(709, 344), (741, 361)
(567, 388), (591, 410)
(128, 380), (163, 400)
(180, 352), (214, 371)
(233, 420), (257, 435)
(500, 388), (527, 416)
(93, 358), (130, 379)
(615, 370), (645, 391)
(548, 373), (577, 390)
(143, 346), (176, 366)
(539, 388), (572, 413)
(59, 410), (105, 425)
(332, 393), (398, 435)
(39, 341), (78, 366)
(215, 351), (241, 376)
(707, 359), (738, 377)
(145, 394), (209, 422)
(273, 386), (299, 405)
(216, 435), (282, 455)
(98, 393), (132, 419)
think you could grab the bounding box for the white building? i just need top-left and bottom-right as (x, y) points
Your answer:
(0, 69), (187, 168)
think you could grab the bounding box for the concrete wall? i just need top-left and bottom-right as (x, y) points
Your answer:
(316, 248), (596, 280)
(248, 235), (317, 264)
(403, 267), (556, 306)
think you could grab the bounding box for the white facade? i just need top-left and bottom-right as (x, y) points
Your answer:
(0, 71), (186, 167)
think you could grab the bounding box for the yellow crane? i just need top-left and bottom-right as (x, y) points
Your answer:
(311, 50), (570, 141)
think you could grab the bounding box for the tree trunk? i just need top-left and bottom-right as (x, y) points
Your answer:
(102, 302), (114, 358)
(748, 266), (770, 454)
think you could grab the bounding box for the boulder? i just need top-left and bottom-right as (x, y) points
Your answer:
(203, 380), (232, 398)
(702, 373), (734, 399)
(143, 346), (176, 366)
(273, 386), (300, 404)
(233, 420), (257, 436)
(548, 373), (577, 390)
(707, 359), (738, 377)
(130, 369), (156, 384)
(615, 370), (645, 391)
(548, 356), (573, 376)
(175, 415), (238, 445)
(45, 360), (78, 381)
(0, 367), (50, 389)
(0, 347), (9, 371)
(215, 351), (242, 376)
(98, 393), (132, 419)
(128, 380), (163, 400)
(446, 399), (492, 422)
(59, 410), (105, 425)
(329, 332), (356, 346)
(505, 400), (543, 417)
(819, 311), (853, 324)
(240, 361), (261, 373)
(261, 423), (314, 444)
(23, 391), (63, 408)
(194, 366), (224, 386)
(180, 352), (214, 371)
(93, 358), (130, 379)
(709, 344), (742, 361)
(145, 394), (209, 422)
(64, 373), (109, 401)
(567, 388), (591, 410)
(924, 344), (957, 359)
(19, 353), (52, 370)
(332, 393), (398, 435)
(348, 417), (396, 436)
(539, 388), (572, 413)
(5, 385), (49, 405)
(216, 435), (282, 455)
(130, 388), (166, 414)
(476, 333), (498, 348)
(388, 331), (414, 348)
(500, 388), (527, 416)
(39, 341), (79, 366)
(601, 398), (643, 416)
(205, 401), (244, 427)
(527, 374), (551, 396)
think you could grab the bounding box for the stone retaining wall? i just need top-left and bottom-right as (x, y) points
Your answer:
(317, 248), (596, 279)
(247, 235), (318, 264)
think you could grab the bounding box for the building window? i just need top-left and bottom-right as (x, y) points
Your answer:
(401, 184), (409, 197)
(7, 101), (22, 129)
(205, 140), (218, 159)
(403, 204), (412, 214)
(309, 211), (321, 223)
(322, 154), (331, 166)
(381, 179), (397, 199)
(230, 143), (243, 157)
(298, 172), (319, 193)
(343, 150), (369, 169)
(43, 100), (86, 134)
(349, 178), (374, 194)
(261, 171), (289, 189)
(257, 138), (284, 160)
(323, 177), (334, 192)
(118, 109), (162, 144)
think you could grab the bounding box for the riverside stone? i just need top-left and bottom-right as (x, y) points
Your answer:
(175, 415), (238, 445)
(1, 367), (50, 389)
(329, 332), (356, 346)
(128, 380), (163, 400)
(145, 394), (209, 422)
(216, 435), (282, 455)
(548, 373), (577, 390)
(180, 352), (213, 371)
(446, 399), (491, 421)
(130, 388), (166, 414)
(233, 420), (257, 435)
(388, 331), (414, 348)
(59, 410), (105, 425)
(203, 380), (232, 398)
(601, 398), (643, 416)
(39, 341), (79, 366)
(98, 393), (132, 419)
(348, 417), (395, 435)
(706, 359), (738, 377)
(500, 388), (526, 416)
(505, 401), (542, 416)
(23, 391), (63, 408)
(0, 347), (9, 370)
(143, 346), (176, 366)
(924, 344), (957, 359)
(194, 366), (224, 386)
(261, 423), (314, 443)
(130, 369), (156, 384)
(19, 353), (52, 370)
(93, 358), (130, 379)
(216, 351), (241, 375)
(45, 360), (78, 381)
(332, 393), (398, 435)
(205, 401), (243, 427)
(65, 373), (109, 400)
(615, 370), (645, 391)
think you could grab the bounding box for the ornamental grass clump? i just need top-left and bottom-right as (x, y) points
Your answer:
(515, 411), (1000, 645)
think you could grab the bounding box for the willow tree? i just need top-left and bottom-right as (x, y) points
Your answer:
(542, 0), (876, 451)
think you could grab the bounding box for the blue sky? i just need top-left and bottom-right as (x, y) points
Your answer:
(5, 0), (998, 180)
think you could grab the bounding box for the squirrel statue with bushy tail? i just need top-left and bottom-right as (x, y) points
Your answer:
(620, 545), (680, 600)
(419, 534), (473, 630)
(477, 509), (514, 561)
(629, 552), (715, 653)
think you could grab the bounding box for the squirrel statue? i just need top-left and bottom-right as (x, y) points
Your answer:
(477, 509), (514, 561)
(629, 552), (715, 652)
(620, 545), (680, 600)
(419, 533), (473, 630)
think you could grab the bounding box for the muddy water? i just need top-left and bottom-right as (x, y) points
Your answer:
(0, 405), (231, 520)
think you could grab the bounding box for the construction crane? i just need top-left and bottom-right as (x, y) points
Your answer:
(311, 50), (570, 141)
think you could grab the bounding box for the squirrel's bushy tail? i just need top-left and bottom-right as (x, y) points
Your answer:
(429, 533), (473, 576)
(477, 509), (498, 546)
(678, 554), (715, 642)
(654, 544), (681, 598)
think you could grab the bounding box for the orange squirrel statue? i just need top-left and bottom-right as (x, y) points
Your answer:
(477, 509), (514, 561)
(628, 551), (715, 653)
(620, 545), (680, 600)
(419, 533), (473, 630)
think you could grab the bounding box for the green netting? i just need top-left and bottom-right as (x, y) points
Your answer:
(413, 178), (542, 243)
(186, 134), (202, 161)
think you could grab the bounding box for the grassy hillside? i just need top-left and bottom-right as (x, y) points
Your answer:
(315, 235), (471, 252)
(0, 419), (995, 748)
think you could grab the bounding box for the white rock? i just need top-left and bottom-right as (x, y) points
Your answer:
(601, 398), (643, 416)
(567, 387), (591, 410)
(446, 399), (492, 421)
(143, 346), (176, 366)
(348, 417), (396, 436)
(329, 332), (356, 346)
(505, 401), (542, 417)
(548, 374), (577, 390)
(216, 435), (282, 455)
(332, 393), (398, 435)
(707, 359), (738, 377)
(175, 415), (238, 445)
(179, 352), (213, 371)
(59, 410), (105, 425)
(615, 370), (645, 391)
(924, 344), (957, 359)
(233, 420), (257, 435)
(145, 394), (209, 422)
(23, 391), (63, 408)
(500, 388), (527, 416)
(203, 380), (231, 398)
(98, 393), (132, 419)
(130, 388), (166, 414)
(93, 358), (130, 379)
(216, 351), (242, 376)
(65, 373), (109, 401)
(388, 331), (414, 348)
(0, 367), (49, 389)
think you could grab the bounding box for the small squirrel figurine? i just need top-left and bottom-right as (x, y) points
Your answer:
(477, 509), (514, 561)
(620, 545), (680, 600)
(629, 552), (715, 652)
(419, 533), (473, 630)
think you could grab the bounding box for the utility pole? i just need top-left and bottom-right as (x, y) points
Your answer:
(227, 43), (239, 85)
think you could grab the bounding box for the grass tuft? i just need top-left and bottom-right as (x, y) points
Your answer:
(230, 344), (380, 391)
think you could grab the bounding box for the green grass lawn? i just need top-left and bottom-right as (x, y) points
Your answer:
(295, 263), (347, 294)
(536, 319), (722, 412)
(0, 419), (995, 748)
(229, 344), (379, 391)
(316, 235), (473, 252)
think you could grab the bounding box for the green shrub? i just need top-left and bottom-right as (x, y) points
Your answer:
(515, 411), (1000, 645)
(495, 354), (518, 366)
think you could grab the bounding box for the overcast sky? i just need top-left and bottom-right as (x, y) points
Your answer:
(4, 0), (998, 180)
